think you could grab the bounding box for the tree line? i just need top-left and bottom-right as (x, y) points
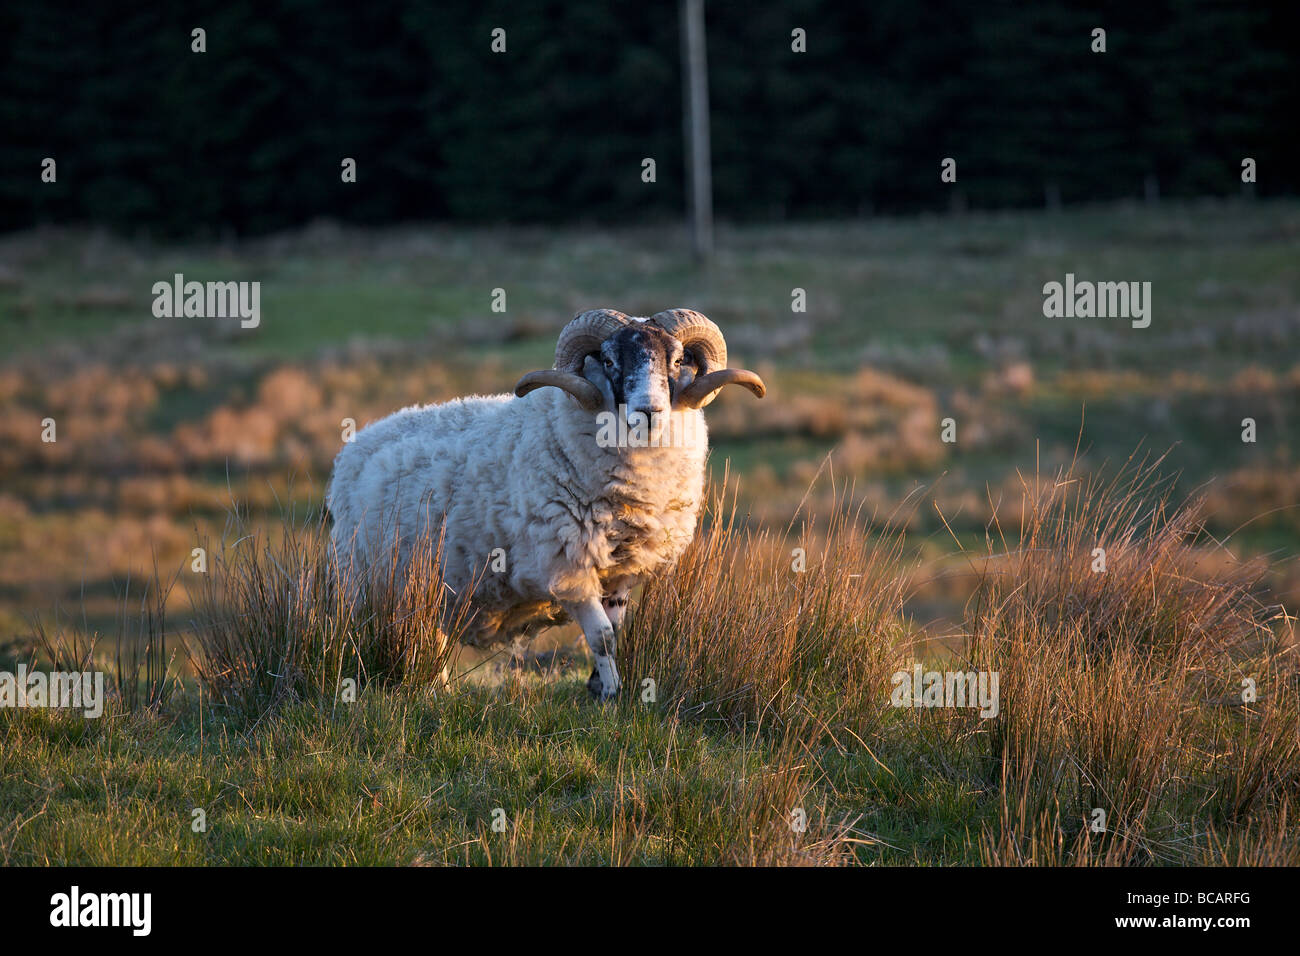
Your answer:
(1, 0), (1295, 236)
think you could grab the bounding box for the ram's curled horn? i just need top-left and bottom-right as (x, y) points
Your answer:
(514, 309), (631, 410)
(513, 369), (603, 409)
(648, 308), (767, 408)
(555, 308), (632, 372)
(647, 309), (727, 370)
(677, 368), (766, 408)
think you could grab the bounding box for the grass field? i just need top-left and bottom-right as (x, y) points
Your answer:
(2, 199), (1298, 864)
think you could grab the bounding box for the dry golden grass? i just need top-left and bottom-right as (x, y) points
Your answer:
(187, 507), (468, 717)
(622, 470), (915, 734)
(959, 454), (1297, 865)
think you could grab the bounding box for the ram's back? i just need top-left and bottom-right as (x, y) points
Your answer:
(326, 393), (517, 576)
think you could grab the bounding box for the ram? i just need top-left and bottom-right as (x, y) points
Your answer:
(326, 308), (765, 699)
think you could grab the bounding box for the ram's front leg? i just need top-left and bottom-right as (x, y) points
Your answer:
(566, 596), (622, 702)
(602, 583), (632, 633)
(596, 585), (633, 695)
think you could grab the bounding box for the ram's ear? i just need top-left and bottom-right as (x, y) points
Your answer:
(582, 354), (616, 410)
(681, 346), (704, 374)
(670, 363), (697, 405)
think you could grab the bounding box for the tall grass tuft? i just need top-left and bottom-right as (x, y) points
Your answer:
(188, 507), (471, 718)
(622, 472), (915, 734)
(966, 454), (1292, 864)
(971, 452), (1275, 674)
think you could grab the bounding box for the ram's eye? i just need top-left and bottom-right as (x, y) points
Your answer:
(603, 358), (614, 369)
(671, 357), (682, 369)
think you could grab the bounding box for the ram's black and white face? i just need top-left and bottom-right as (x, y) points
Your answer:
(595, 324), (692, 436)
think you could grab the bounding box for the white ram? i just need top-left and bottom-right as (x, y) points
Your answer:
(325, 308), (765, 699)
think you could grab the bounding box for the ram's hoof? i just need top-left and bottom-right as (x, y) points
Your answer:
(586, 668), (621, 702)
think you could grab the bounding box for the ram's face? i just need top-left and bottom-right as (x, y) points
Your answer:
(514, 307), (765, 422)
(598, 325), (688, 436)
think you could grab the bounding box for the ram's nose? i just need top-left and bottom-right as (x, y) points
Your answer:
(634, 406), (665, 419)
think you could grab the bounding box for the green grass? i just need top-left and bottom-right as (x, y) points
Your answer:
(4, 658), (1290, 866)
(0, 676), (975, 866)
(6, 200), (1299, 372)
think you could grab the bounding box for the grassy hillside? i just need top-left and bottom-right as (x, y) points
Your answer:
(2, 200), (1298, 864)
